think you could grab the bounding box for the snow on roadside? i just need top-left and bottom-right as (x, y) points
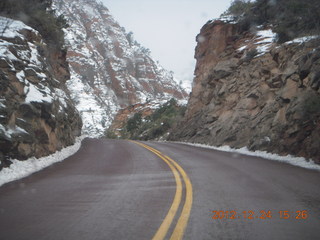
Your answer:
(0, 136), (86, 187)
(178, 142), (320, 171)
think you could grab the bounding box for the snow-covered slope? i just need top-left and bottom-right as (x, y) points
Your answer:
(53, 0), (187, 137)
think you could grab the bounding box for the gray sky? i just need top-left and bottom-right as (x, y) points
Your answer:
(101, 0), (231, 89)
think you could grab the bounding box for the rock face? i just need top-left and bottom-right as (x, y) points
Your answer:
(108, 100), (170, 138)
(53, 0), (187, 137)
(0, 17), (82, 164)
(169, 20), (320, 163)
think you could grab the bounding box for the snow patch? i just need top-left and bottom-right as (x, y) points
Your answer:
(83, 4), (97, 18)
(177, 98), (188, 106)
(25, 83), (53, 103)
(0, 124), (29, 140)
(0, 136), (86, 187)
(0, 102), (5, 108)
(0, 16), (35, 39)
(256, 29), (276, 43)
(285, 35), (319, 45)
(7, 126), (29, 136)
(28, 43), (43, 67)
(66, 70), (117, 137)
(0, 123), (11, 138)
(54, 89), (68, 108)
(254, 29), (276, 57)
(16, 71), (26, 83)
(218, 15), (238, 24)
(237, 28), (276, 57)
(237, 45), (247, 52)
(0, 43), (18, 61)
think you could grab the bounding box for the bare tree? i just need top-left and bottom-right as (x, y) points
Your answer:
(0, 17), (13, 37)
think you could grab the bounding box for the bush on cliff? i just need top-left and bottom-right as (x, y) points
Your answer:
(108, 99), (187, 140)
(224, 0), (320, 42)
(0, 0), (68, 48)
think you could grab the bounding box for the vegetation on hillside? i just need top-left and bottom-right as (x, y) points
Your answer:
(223, 0), (320, 42)
(105, 99), (187, 140)
(0, 0), (68, 48)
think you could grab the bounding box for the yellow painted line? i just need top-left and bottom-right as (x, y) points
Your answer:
(130, 141), (193, 240)
(131, 141), (182, 240)
(166, 154), (193, 240)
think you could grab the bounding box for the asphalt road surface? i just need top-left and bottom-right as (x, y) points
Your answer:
(0, 138), (319, 240)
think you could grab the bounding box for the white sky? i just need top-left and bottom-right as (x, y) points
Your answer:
(101, 0), (231, 89)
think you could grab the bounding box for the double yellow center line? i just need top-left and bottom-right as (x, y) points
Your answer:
(131, 141), (193, 240)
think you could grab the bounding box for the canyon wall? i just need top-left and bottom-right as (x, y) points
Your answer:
(0, 17), (82, 165)
(54, 0), (187, 136)
(170, 20), (320, 163)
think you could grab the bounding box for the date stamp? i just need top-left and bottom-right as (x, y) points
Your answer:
(211, 210), (308, 220)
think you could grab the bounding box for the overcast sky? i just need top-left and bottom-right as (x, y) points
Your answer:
(101, 0), (231, 89)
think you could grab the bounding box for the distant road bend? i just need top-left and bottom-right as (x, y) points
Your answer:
(0, 138), (320, 240)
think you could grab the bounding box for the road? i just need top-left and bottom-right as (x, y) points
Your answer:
(0, 138), (320, 240)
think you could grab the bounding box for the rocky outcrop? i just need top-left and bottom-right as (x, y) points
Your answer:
(169, 20), (320, 163)
(53, 0), (187, 137)
(0, 17), (82, 165)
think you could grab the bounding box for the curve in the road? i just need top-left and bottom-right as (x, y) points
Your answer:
(131, 141), (193, 240)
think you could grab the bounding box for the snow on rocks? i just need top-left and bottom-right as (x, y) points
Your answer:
(285, 35), (319, 45)
(254, 29), (276, 57)
(0, 16), (35, 39)
(237, 27), (276, 57)
(24, 84), (53, 104)
(66, 69), (117, 137)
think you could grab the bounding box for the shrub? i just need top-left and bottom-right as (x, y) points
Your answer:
(245, 48), (258, 61)
(0, 0), (68, 49)
(224, 0), (253, 17)
(111, 98), (186, 140)
(223, 0), (320, 42)
(105, 130), (118, 139)
(126, 112), (142, 132)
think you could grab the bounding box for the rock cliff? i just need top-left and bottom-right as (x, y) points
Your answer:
(53, 0), (187, 137)
(0, 17), (82, 166)
(169, 20), (320, 163)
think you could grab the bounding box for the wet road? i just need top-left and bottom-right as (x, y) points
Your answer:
(0, 138), (320, 240)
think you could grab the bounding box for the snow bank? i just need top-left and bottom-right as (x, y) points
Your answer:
(0, 136), (86, 187)
(178, 142), (320, 171)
